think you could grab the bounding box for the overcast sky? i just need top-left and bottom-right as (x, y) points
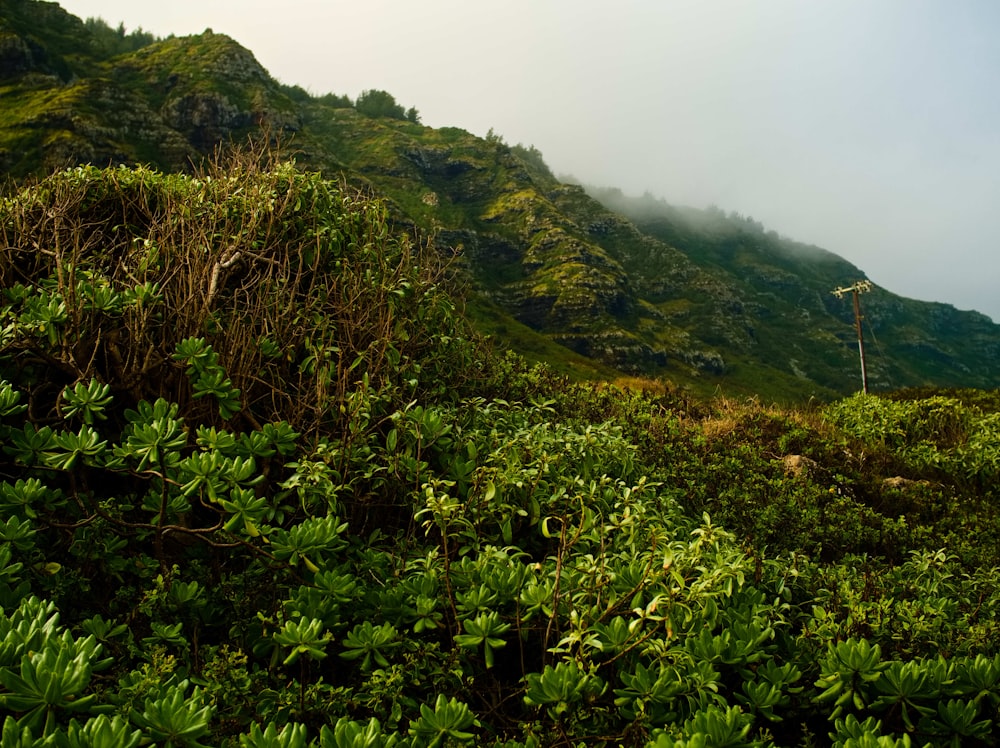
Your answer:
(58, 0), (1000, 322)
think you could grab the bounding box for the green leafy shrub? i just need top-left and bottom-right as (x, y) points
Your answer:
(2, 159), (1000, 746)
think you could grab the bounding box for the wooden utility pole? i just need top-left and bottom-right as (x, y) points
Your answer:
(831, 280), (873, 394)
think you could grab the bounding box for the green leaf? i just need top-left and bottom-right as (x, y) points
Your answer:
(408, 695), (479, 746)
(274, 618), (331, 665)
(0, 633), (104, 736)
(239, 721), (309, 748)
(59, 380), (112, 425)
(62, 715), (142, 748)
(339, 621), (400, 672)
(129, 680), (213, 747)
(454, 612), (509, 669)
(0, 380), (26, 418)
(320, 717), (399, 748)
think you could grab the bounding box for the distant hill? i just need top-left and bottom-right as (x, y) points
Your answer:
(3, 0), (999, 400)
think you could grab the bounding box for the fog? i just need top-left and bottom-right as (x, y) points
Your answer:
(58, 0), (1000, 322)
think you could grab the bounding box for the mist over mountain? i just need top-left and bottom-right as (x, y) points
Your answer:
(2, 0), (1000, 400)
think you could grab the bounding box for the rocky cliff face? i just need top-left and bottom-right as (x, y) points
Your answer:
(0, 5), (300, 174)
(0, 31), (54, 77)
(116, 32), (301, 151)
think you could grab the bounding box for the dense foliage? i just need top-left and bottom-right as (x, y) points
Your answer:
(355, 90), (421, 124)
(0, 162), (998, 747)
(82, 17), (160, 57)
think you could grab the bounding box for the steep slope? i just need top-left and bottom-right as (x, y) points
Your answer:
(2, 0), (1000, 400)
(595, 189), (1000, 393)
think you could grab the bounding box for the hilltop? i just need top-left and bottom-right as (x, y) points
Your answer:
(2, 0), (1000, 399)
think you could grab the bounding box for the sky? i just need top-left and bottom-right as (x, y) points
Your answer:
(58, 0), (1000, 322)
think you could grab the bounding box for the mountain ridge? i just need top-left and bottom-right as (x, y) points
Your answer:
(3, 0), (999, 400)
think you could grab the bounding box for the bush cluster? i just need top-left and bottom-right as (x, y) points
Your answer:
(0, 162), (998, 746)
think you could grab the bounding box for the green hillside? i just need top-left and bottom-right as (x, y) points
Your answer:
(2, 0), (1000, 400)
(593, 189), (1000, 395)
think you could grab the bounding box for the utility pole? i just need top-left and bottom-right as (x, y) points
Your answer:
(831, 280), (873, 394)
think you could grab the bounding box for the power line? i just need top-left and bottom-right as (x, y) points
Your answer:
(864, 315), (893, 392)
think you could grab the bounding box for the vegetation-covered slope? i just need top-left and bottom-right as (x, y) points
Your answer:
(2, 0), (1000, 402)
(0, 162), (999, 746)
(594, 189), (1000, 395)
